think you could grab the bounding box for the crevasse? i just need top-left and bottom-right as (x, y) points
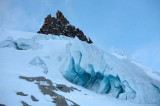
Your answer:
(61, 50), (136, 99)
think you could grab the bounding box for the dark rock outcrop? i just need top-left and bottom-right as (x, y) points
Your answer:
(21, 101), (30, 106)
(31, 95), (39, 102)
(0, 104), (6, 106)
(19, 76), (80, 106)
(38, 10), (93, 44)
(16, 92), (28, 96)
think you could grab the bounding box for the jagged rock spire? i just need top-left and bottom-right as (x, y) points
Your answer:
(56, 10), (69, 25)
(38, 10), (93, 44)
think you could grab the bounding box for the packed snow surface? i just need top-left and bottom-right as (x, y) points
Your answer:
(0, 29), (160, 106)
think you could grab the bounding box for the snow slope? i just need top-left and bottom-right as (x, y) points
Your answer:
(0, 30), (160, 106)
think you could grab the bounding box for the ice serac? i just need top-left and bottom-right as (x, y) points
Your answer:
(0, 37), (42, 50)
(37, 10), (93, 44)
(29, 56), (48, 74)
(61, 49), (136, 99)
(60, 40), (160, 105)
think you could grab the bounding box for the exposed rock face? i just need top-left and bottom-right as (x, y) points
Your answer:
(16, 92), (28, 96)
(0, 104), (6, 106)
(21, 101), (30, 106)
(31, 95), (39, 102)
(19, 76), (80, 106)
(38, 10), (93, 44)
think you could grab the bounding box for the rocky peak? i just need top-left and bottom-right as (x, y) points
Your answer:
(56, 10), (69, 26)
(37, 10), (93, 44)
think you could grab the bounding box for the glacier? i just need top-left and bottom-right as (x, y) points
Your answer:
(0, 30), (160, 106)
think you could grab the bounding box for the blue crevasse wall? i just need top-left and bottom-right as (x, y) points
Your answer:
(63, 51), (136, 99)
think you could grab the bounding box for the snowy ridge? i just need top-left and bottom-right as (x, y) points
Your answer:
(109, 47), (130, 59)
(0, 30), (160, 106)
(131, 61), (160, 82)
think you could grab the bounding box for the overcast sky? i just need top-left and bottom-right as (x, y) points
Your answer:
(0, 0), (160, 72)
